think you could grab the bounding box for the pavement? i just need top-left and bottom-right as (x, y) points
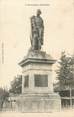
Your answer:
(0, 109), (74, 117)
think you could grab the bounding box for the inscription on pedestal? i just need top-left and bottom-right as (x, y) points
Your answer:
(24, 75), (29, 87)
(34, 74), (48, 87)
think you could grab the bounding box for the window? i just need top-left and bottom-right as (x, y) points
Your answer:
(34, 74), (48, 87)
(24, 75), (29, 87)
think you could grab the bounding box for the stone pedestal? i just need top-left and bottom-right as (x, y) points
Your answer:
(17, 50), (61, 112)
(16, 93), (61, 112)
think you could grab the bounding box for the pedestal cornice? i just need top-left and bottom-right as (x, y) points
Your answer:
(19, 50), (56, 67)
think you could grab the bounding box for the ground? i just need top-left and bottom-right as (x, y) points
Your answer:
(0, 109), (74, 117)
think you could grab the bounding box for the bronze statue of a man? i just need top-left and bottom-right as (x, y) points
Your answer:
(30, 9), (44, 50)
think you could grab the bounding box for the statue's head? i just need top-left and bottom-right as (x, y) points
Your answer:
(37, 9), (41, 16)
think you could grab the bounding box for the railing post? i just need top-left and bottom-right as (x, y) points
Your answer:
(70, 87), (72, 108)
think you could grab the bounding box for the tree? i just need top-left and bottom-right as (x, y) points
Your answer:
(0, 88), (9, 111)
(69, 55), (74, 86)
(9, 75), (22, 94)
(56, 52), (74, 88)
(56, 52), (74, 107)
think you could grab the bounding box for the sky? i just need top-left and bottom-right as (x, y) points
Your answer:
(0, 0), (74, 88)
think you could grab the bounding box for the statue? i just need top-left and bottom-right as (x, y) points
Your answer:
(30, 9), (44, 50)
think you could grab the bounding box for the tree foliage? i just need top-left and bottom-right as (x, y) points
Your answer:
(0, 88), (9, 110)
(56, 52), (74, 88)
(9, 75), (22, 94)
